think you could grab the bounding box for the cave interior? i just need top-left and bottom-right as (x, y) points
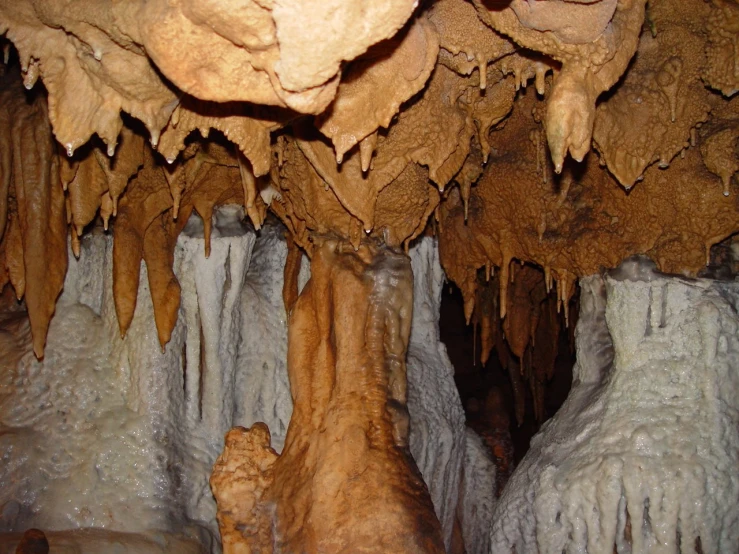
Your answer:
(0, 0), (738, 553)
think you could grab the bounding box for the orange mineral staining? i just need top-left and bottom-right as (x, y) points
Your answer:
(212, 240), (445, 554)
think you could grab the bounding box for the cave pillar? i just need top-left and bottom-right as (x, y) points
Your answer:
(211, 239), (446, 554)
(490, 260), (739, 554)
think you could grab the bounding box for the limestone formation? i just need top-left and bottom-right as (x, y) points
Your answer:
(264, 239), (444, 553)
(0, 0), (736, 358)
(491, 261), (739, 553)
(0, 0), (737, 552)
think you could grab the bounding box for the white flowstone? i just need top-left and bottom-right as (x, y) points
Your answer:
(230, 222), (303, 454)
(491, 260), (739, 554)
(0, 216), (490, 554)
(407, 236), (468, 551)
(0, 229), (210, 552)
(458, 427), (498, 554)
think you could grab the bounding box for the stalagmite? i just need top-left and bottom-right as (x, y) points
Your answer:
(212, 239), (445, 553)
(1, 219), (492, 553)
(491, 260), (739, 554)
(406, 236), (468, 550)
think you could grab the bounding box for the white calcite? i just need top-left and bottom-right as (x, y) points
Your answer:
(407, 236), (469, 550)
(491, 260), (739, 554)
(0, 216), (490, 554)
(458, 428), (498, 554)
(0, 229), (211, 552)
(0, 209), (282, 552)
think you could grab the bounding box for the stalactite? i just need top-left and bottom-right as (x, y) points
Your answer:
(112, 166), (173, 338)
(0, 69), (67, 358)
(0, 1), (735, 552)
(143, 212), (181, 349)
(470, 263), (567, 429)
(472, 272), (498, 367)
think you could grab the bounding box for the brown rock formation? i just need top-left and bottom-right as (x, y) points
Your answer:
(0, 68), (66, 358)
(212, 239), (445, 554)
(473, 0), (647, 171)
(439, 87), (738, 361)
(210, 424), (279, 553)
(593, 0), (715, 188)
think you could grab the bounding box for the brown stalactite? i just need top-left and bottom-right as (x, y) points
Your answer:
(143, 212), (181, 349)
(0, 93), (11, 243)
(503, 265), (547, 361)
(66, 148), (108, 233)
(0, 69), (67, 358)
(5, 206), (25, 301)
(2, 0), (730, 361)
(112, 166), (173, 338)
(471, 265), (563, 428)
(474, 273), (498, 368)
(0, 0), (736, 549)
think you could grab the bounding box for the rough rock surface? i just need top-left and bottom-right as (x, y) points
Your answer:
(439, 88), (739, 369)
(0, 0), (737, 552)
(0, 0), (737, 360)
(0, 214), (282, 550)
(407, 237), (467, 551)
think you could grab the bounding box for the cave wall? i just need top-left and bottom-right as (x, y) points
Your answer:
(0, 0), (736, 374)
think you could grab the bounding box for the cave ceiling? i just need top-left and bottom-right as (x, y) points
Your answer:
(0, 0), (737, 357)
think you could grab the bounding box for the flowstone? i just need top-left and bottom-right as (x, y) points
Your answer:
(491, 259), (739, 554)
(212, 238), (447, 553)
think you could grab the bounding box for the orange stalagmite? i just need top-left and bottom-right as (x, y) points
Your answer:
(212, 239), (446, 553)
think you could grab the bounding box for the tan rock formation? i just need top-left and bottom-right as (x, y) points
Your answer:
(472, 0), (648, 171)
(210, 424), (279, 553)
(316, 15), (440, 163)
(0, 0), (418, 164)
(438, 87), (738, 389)
(593, 0), (713, 188)
(212, 239), (445, 554)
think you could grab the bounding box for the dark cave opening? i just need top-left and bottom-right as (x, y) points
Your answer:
(439, 268), (577, 493)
